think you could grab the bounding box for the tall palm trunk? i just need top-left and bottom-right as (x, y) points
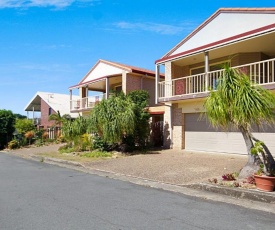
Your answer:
(238, 126), (262, 179)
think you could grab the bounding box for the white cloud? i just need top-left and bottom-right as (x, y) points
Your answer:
(0, 0), (96, 8)
(114, 21), (194, 35)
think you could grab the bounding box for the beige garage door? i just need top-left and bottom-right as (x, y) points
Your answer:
(184, 113), (275, 155)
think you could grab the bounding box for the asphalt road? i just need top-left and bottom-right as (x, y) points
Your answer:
(0, 153), (274, 230)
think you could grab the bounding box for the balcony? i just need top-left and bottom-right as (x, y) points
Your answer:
(70, 93), (106, 112)
(158, 58), (275, 102)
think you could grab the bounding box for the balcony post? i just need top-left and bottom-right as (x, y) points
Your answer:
(86, 86), (88, 108)
(69, 89), (72, 111)
(106, 77), (110, 99)
(32, 106), (35, 124)
(205, 51), (209, 91)
(155, 64), (160, 104)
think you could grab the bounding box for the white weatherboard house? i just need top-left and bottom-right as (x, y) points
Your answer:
(155, 8), (275, 155)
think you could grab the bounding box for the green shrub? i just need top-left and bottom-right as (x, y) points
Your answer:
(19, 137), (28, 147)
(8, 140), (19, 149)
(34, 139), (44, 147)
(92, 134), (109, 151)
(120, 135), (135, 152)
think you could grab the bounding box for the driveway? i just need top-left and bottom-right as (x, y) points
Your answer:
(5, 144), (247, 185)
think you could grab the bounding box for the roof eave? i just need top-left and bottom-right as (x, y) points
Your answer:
(155, 23), (275, 65)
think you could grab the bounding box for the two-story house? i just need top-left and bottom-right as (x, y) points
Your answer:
(25, 91), (79, 138)
(155, 8), (275, 154)
(69, 59), (165, 146)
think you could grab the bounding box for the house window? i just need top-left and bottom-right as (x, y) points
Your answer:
(48, 107), (52, 115)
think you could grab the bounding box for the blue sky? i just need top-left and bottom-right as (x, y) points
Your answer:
(0, 0), (274, 116)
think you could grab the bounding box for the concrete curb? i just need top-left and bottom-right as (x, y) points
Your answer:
(32, 155), (275, 204)
(30, 155), (84, 167)
(186, 183), (275, 204)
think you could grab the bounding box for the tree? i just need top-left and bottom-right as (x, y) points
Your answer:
(0, 110), (16, 149)
(48, 110), (71, 127)
(14, 118), (35, 134)
(89, 93), (135, 145)
(204, 65), (275, 178)
(14, 113), (27, 119)
(127, 90), (151, 148)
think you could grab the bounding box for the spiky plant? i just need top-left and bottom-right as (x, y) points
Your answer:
(204, 64), (275, 178)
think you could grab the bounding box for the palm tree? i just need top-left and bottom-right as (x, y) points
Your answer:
(48, 110), (71, 128)
(204, 64), (275, 178)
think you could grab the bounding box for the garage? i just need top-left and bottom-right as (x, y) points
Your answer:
(184, 113), (275, 155)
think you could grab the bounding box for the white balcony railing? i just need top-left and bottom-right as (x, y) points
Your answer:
(70, 93), (106, 111)
(159, 58), (275, 99)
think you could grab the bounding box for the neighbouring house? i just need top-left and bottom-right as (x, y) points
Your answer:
(25, 92), (79, 138)
(69, 59), (165, 146)
(155, 8), (275, 154)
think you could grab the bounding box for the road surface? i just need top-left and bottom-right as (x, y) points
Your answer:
(0, 153), (274, 230)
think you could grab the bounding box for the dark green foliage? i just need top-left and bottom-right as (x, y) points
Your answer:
(128, 90), (151, 148)
(0, 110), (16, 149)
(89, 90), (150, 152)
(34, 129), (44, 140)
(127, 90), (149, 108)
(14, 114), (27, 119)
(120, 135), (135, 152)
(92, 134), (110, 151)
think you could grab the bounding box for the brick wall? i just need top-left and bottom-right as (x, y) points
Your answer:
(231, 52), (268, 66)
(40, 99), (56, 128)
(126, 74), (141, 93)
(142, 78), (155, 107)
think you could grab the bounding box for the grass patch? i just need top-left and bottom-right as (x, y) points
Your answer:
(81, 151), (112, 158)
(38, 150), (113, 163)
(59, 147), (75, 154)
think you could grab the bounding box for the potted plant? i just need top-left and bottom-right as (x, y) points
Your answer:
(252, 141), (275, 192)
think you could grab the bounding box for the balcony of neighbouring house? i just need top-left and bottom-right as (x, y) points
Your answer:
(158, 58), (275, 103)
(70, 93), (106, 112)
